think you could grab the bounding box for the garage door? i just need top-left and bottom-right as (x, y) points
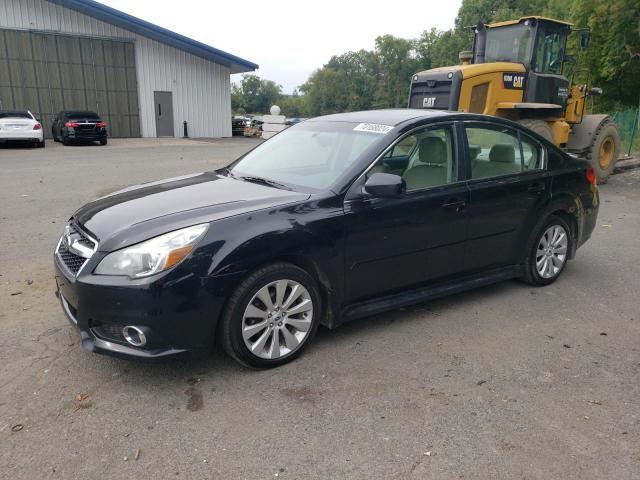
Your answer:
(0, 29), (140, 138)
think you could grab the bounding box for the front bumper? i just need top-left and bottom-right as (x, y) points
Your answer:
(54, 252), (237, 361)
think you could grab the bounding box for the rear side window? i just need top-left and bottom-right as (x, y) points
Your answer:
(466, 124), (542, 179)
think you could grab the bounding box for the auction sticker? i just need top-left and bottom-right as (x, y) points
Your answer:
(353, 123), (394, 134)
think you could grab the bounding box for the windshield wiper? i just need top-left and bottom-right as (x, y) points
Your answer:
(238, 176), (292, 190)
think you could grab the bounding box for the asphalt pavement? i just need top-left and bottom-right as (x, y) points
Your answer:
(0, 139), (638, 479)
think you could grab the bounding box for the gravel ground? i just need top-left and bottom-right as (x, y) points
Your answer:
(0, 139), (638, 479)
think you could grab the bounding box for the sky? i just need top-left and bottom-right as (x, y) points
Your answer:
(99, 0), (462, 93)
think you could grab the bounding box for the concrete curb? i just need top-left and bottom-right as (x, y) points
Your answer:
(613, 156), (640, 175)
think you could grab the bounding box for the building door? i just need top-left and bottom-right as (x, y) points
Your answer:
(0, 29), (140, 138)
(154, 91), (174, 137)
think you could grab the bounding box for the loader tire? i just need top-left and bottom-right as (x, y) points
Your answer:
(587, 120), (620, 183)
(517, 119), (554, 143)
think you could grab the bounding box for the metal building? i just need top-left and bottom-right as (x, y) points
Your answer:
(0, 0), (258, 138)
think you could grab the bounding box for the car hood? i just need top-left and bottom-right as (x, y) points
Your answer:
(74, 172), (310, 252)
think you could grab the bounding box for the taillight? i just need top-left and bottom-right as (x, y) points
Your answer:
(65, 121), (79, 128)
(586, 167), (597, 185)
(96, 121), (107, 128)
(33, 123), (42, 130)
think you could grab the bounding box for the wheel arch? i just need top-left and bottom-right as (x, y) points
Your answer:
(521, 197), (580, 264)
(210, 227), (343, 331)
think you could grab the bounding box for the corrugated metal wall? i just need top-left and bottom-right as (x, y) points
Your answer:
(0, 28), (140, 138)
(0, 0), (232, 138)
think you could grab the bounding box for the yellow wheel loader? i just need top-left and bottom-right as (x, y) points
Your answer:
(409, 16), (621, 180)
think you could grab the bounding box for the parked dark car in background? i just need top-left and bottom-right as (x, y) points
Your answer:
(54, 109), (599, 368)
(52, 111), (108, 146)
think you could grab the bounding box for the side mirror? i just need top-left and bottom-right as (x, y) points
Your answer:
(580, 30), (590, 49)
(364, 173), (406, 198)
(36, 118), (42, 123)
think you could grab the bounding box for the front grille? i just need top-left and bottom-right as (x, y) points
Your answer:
(56, 223), (97, 276)
(409, 80), (453, 109)
(58, 242), (86, 274)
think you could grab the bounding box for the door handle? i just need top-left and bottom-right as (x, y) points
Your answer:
(528, 183), (545, 194)
(441, 198), (467, 212)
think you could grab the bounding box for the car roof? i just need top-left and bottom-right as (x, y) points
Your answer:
(307, 109), (458, 126)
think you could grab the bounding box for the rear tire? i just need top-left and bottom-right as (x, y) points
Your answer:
(521, 215), (572, 286)
(517, 119), (554, 142)
(38, 139), (45, 148)
(587, 120), (620, 183)
(100, 138), (108, 146)
(220, 262), (321, 368)
(62, 137), (71, 146)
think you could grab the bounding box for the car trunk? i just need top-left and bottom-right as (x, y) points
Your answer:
(0, 118), (33, 132)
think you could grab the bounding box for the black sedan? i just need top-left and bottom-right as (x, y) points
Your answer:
(53, 109), (599, 368)
(52, 111), (108, 145)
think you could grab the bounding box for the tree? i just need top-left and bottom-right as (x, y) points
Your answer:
(571, 0), (640, 109)
(373, 35), (419, 108)
(232, 74), (284, 114)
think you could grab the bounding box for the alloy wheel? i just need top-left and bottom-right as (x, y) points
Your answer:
(536, 225), (568, 279)
(241, 279), (313, 359)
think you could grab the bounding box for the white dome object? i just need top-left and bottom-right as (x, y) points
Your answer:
(270, 105), (281, 115)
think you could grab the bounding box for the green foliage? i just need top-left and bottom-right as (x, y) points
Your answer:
(232, 74), (283, 115)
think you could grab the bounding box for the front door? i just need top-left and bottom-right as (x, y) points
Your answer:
(154, 91), (174, 137)
(463, 122), (551, 271)
(344, 123), (470, 302)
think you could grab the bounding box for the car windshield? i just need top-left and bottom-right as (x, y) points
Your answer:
(485, 24), (534, 66)
(66, 112), (99, 120)
(228, 121), (384, 191)
(0, 111), (31, 119)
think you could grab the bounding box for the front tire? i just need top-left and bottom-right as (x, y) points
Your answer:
(220, 263), (321, 368)
(521, 215), (572, 286)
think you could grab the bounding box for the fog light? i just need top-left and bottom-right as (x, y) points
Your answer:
(122, 326), (147, 347)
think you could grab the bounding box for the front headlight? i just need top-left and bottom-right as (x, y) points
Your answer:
(94, 224), (209, 278)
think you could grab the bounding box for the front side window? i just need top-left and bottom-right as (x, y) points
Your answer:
(485, 25), (534, 66)
(368, 125), (457, 191)
(466, 124), (543, 179)
(534, 28), (565, 74)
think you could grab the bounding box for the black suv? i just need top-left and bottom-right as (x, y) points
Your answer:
(52, 111), (108, 146)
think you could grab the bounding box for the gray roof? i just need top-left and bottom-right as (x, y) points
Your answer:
(309, 109), (455, 126)
(48, 0), (258, 74)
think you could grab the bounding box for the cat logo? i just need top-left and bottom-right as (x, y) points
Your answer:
(502, 73), (525, 90)
(423, 97), (436, 108)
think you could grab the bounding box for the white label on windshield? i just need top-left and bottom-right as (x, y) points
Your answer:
(353, 123), (394, 134)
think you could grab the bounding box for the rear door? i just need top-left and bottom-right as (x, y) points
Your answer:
(462, 122), (550, 271)
(344, 122), (470, 301)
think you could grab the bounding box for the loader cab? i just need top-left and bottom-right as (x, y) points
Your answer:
(474, 17), (572, 106)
